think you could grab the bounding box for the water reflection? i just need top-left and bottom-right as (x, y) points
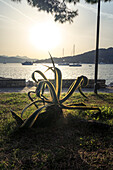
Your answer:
(0, 63), (113, 85)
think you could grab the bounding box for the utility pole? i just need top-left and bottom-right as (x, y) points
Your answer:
(94, 0), (100, 94)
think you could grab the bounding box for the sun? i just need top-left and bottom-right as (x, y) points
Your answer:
(29, 21), (61, 50)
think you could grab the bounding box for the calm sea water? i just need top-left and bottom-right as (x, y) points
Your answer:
(0, 63), (113, 85)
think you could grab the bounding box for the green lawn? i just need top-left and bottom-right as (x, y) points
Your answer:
(0, 92), (113, 169)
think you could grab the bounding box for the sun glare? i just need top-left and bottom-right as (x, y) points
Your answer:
(29, 21), (61, 50)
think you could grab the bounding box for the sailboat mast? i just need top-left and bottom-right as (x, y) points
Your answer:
(73, 44), (75, 56)
(62, 48), (64, 57)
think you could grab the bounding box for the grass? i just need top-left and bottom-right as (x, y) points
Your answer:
(0, 92), (113, 169)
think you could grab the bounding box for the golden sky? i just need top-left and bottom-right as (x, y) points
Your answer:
(0, 0), (113, 59)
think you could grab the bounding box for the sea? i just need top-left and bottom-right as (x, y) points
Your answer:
(0, 63), (113, 85)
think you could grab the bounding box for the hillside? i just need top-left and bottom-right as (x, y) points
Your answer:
(37, 47), (113, 64)
(0, 47), (113, 64)
(0, 56), (36, 63)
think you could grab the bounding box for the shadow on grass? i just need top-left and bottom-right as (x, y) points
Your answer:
(3, 114), (112, 170)
(95, 93), (113, 104)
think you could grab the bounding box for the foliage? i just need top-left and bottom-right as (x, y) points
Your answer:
(98, 106), (113, 120)
(12, 0), (78, 23)
(77, 106), (113, 122)
(11, 54), (100, 128)
(11, 0), (111, 23)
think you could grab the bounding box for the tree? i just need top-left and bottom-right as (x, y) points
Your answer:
(11, 0), (79, 23)
(11, 0), (111, 23)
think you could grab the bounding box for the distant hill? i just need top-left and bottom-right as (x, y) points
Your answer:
(0, 55), (37, 63)
(0, 47), (113, 64)
(14, 55), (30, 60)
(36, 47), (113, 64)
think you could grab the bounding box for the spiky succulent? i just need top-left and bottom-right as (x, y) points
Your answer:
(11, 54), (100, 128)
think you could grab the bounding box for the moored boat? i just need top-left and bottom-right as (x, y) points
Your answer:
(69, 63), (82, 67)
(22, 61), (33, 65)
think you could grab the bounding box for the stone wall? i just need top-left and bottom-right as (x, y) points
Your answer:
(0, 77), (106, 88)
(38, 79), (106, 88)
(0, 78), (26, 88)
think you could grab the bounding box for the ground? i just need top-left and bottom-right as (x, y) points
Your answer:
(0, 92), (113, 169)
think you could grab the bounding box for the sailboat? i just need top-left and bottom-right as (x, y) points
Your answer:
(69, 45), (82, 67)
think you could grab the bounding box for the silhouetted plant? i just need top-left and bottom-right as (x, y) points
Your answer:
(11, 54), (100, 128)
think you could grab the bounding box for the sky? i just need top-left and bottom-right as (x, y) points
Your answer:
(0, 0), (113, 59)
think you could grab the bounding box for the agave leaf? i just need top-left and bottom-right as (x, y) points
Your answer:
(55, 67), (62, 99)
(60, 103), (101, 112)
(44, 65), (57, 91)
(78, 76), (88, 98)
(28, 91), (35, 102)
(28, 90), (49, 109)
(45, 66), (62, 97)
(35, 80), (54, 103)
(32, 70), (48, 83)
(11, 110), (24, 126)
(48, 52), (57, 89)
(45, 65), (57, 90)
(60, 76), (84, 103)
(29, 80), (58, 104)
(66, 103), (86, 106)
(41, 83), (46, 95)
(41, 94), (49, 101)
(44, 65), (54, 73)
(78, 87), (87, 98)
(36, 81), (45, 98)
(80, 76), (89, 87)
(60, 76), (88, 103)
(42, 80), (58, 104)
(48, 52), (55, 69)
(21, 99), (41, 118)
(21, 105), (48, 128)
(28, 91), (39, 109)
(21, 98), (52, 118)
(44, 66), (62, 100)
(66, 76), (88, 96)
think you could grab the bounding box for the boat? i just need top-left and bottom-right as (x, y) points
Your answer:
(69, 63), (82, 67)
(22, 61), (33, 65)
(89, 65), (92, 67)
